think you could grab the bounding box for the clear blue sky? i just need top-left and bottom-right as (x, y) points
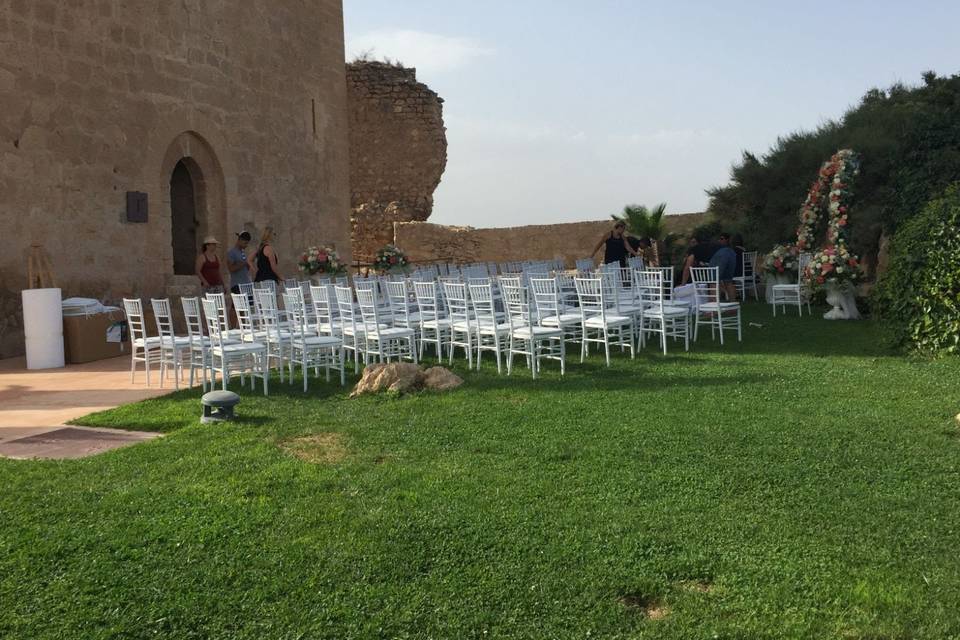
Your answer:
(344, 0), (960, 227)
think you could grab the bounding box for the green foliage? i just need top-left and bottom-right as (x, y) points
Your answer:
(690, 219), (724, 242)
(611, 202), (667, 239)
(707, 72), (960, 260)
(873, 184), (960, 354)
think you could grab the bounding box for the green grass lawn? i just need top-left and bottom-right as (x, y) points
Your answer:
(2, 305), (959, 639)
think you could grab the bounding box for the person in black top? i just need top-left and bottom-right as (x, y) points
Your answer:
(591, 221), (638, 267)
(680, 234), (719, 284)
(253, 226), (283, 282)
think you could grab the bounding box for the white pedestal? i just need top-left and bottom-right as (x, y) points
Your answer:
(22, 288), (65, 369)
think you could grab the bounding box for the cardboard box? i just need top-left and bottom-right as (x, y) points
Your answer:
(62, 310), (127, 364)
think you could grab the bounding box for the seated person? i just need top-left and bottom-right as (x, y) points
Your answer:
(709, 233), (738, 301)
(627, 236), (659, 267)
(680, 234), (718, 284)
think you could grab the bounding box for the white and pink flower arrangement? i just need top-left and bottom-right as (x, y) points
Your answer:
(794, 149), (860, 252)
(804, 150), (862, 291)
(373, 244), (409, 272)
(297, 245), (344, 276)
(762, 243), (800, 277)
(805, 244), (862, 289)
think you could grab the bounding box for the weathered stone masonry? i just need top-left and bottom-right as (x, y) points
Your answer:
(0, 0), (351, 358)
(347, 61), (447, 262)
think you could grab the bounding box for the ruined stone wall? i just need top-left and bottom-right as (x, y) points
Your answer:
(0, 0), (351, 358)
(347, 61), (447, 262)
(394, 213), (708, 267)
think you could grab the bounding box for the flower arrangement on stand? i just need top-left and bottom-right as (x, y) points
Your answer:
(798, 149), (862, 319)
(373, 244), (409, 273)
(762, 244), (800, 278)
(297, 245), (344, 281)
(805, 245), (862, 290)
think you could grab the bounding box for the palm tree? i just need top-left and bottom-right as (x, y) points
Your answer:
(611, 203), (668, 241)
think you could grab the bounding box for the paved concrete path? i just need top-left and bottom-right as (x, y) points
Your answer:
(0, 356), (171, 459)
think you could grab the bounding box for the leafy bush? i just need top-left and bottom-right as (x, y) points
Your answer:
(707, 72), (960, 265)
(873, 185), (960, 354)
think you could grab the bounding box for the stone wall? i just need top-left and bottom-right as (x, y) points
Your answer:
(0, 0), (351, 358)
(346, 61), (447, 262)
(394, 213), (708, 267)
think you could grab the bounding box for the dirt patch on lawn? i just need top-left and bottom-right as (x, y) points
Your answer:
(618, 593), (670, 620)
(677, 579), (714, 594)
(279, 433), (347, 464)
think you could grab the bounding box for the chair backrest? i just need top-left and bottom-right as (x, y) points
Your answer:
(575, 258), (594, 273)
(798, 252), (813, 284)
(501, 282), (533, 330)
(413, 280), (443, 323)
(282, 292), (309, 340)
(497, 275), (522, 290)
(387, 280), (415, 327)
(334, 286), (359, 333)
(231, 292), (257, 341)
(310, 284), (336, 328)
(742, 251), (757, 279)
(122, 298), (147, 344)
(201, 298), (226, 350)
(642, 266), (674, 302)
(529, 277), (561, 320)
(283, 278), (298, 290)
(181, 297), (204, 344)
(627, 255), (645, 270)
(205, 291), (232, 335)
(596, 270), (621, 311)
(442, 281), (471, 329)
(690, 266), (720, 304)
(255, 280), (277, 295)
(635, 270), (665, 315)
(254, 289), (283, 340)
(467, 282), (498, 329)
(354, 286), (383, 330)
(150, 298), (175, 340)
(574, 277), (607, 321)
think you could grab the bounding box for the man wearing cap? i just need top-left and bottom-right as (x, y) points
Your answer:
(196, 235), (224, 294)
(227, 231), (253, 294)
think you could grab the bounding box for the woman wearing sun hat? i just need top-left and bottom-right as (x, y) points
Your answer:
(195, 235), (225, 294)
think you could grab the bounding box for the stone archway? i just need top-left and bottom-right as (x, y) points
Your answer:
(160, 132), (227, 278)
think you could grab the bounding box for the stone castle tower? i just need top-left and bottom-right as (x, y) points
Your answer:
(0, 0), (351, 357)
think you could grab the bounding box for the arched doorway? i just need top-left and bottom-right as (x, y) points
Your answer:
(160, 131), (227, 279)
(170, 160), (200, 275)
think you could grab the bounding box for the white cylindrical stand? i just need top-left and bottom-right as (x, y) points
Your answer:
(22, 288), (65, 370)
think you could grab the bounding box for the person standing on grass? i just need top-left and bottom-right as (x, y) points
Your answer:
(196, 236), (224, 294)
(591, 221), (638, 267)
(253, 226), (282, 283)
(710, 233), (739, 301)
(227, 231), (253, 295)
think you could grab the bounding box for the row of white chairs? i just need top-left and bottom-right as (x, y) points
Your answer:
(121, 263), (744, 393)
(308, 266), (741, 376)
(122, 288), (347, 394)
